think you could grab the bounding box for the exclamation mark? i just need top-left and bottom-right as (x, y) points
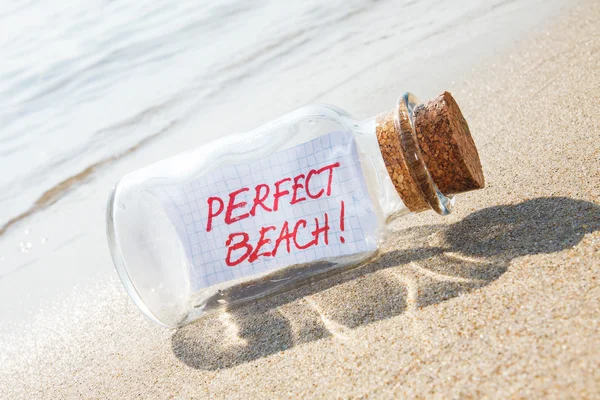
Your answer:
(339, 200), (345, 243)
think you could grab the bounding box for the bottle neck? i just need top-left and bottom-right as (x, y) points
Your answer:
(373, 93), (454, 215)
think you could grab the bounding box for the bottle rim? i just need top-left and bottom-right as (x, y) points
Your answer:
(396, 92), (454, 215)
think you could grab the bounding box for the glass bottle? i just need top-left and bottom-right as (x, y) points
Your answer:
(107, 92), (484, 328)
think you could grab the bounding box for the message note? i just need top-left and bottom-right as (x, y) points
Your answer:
(159, 131), (378, 290)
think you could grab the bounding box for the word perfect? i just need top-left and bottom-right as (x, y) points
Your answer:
(205, 162), (340, 232)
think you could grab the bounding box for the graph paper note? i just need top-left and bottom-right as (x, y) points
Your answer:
(159, 131), (377, 290)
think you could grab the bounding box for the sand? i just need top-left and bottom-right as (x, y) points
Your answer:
(2, 0), (599, 398)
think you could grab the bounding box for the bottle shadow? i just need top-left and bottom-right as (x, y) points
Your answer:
(171, 197), (600, 370)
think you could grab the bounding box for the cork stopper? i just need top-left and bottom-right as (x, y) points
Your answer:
(376, 92), (484, 213)
(414, 92), (484, 195)
(376, 111), (431, 212)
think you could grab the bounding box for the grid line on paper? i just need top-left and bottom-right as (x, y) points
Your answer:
(157, 131), (378, 290)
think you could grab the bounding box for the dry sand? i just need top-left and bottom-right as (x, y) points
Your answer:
(2, 1), (599, 398)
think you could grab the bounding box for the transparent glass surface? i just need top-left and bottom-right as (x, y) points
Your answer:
(107, 104), (411, 327)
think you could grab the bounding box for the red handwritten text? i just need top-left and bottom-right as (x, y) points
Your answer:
(206, 161), (344, 267)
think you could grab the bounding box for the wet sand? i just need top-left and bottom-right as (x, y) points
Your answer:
(2, 0), (599, 398)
